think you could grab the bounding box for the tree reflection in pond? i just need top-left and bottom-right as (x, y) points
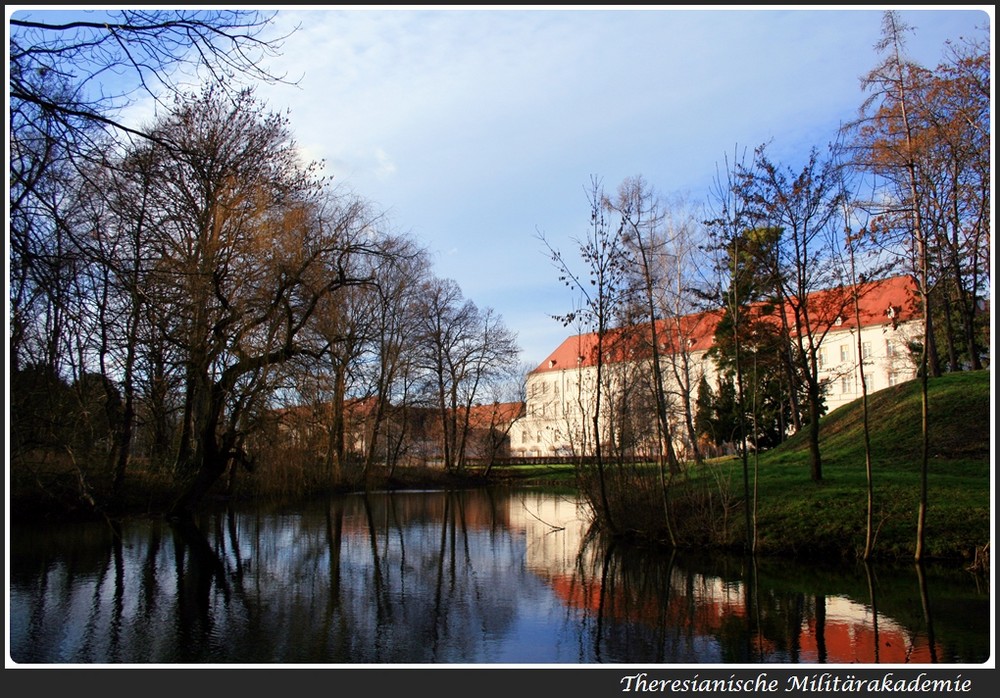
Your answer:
(9, 488), (989, 664)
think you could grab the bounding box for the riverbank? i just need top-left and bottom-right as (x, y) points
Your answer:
(9, 371), (991, 567)
(566, 369), (991, 566)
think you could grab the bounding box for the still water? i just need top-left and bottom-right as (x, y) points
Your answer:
(9, 487), (990, 664)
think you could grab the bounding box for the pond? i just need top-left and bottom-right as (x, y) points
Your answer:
(8, 487), (990, 664)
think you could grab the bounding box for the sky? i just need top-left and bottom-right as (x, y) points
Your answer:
(249, 6), (990, 369)
(9, 5), (993, 369)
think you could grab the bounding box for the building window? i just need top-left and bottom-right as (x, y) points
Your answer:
(817, 349), (825, 369)
(888, 371), (899, 386)
(840, 344), (850, 363)
(862, 342), (872, 360)
(841, 375), (854, 393)
(886, 339), (897, 357)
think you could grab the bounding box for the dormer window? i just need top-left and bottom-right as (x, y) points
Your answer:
(886, 305), (896, 319)
(548, 360), (556, 369)
(835, 315), (844, 326)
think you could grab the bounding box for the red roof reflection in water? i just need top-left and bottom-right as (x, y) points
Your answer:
(546, 572), (943, 664)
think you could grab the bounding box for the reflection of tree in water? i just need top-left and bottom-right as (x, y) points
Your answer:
(571, 529), (714, 663)
(380, 489), (524, 662)
(8, 490), (988, 663)
(163, 491), (533, 662)
(205, 489), (530, 662)
(170, 516), (230, 661)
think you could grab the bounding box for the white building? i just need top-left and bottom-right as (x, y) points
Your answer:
(510, 275), (922, 458)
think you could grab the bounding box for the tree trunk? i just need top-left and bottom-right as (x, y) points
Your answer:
(169, 387), (230, 520)
(807, 379), (823, 482)
(169, 439), (229, 521)
(325, 367), (347, 482)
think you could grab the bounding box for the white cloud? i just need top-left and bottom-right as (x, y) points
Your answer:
(373, 148), (397, 180)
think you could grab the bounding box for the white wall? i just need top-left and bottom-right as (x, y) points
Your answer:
(509, 318), (920, 458)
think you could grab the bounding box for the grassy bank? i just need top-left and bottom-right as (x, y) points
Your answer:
(585, 369), (991, 565)
(739, 369), (991, 563)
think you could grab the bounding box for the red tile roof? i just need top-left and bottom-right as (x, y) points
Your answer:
(464, 401), (526, 429)
(530, 275), (920, 375)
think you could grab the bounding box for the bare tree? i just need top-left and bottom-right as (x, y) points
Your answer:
(843, 14), (990, 562)
(918, 32), (990, 372)
(474, 363), (531, 476)
(9, 9), (297, 505)
(838, 185), (891, 562)
(9, 10), (293, 373)
(540, 176), (632, 533)
(313, 267), (380, 482)
(73, 144), (165, 494)
(454, 307), (521, 470)
(606, 176), (681, 474)
(703, 146), (756, 552)
(604, 176), (681, 545)
(117, 86), (380, 518)
(415, 278), (479, 472)
(656, 200), (710, 464)
(415, 278), (520, 472)
(360, 236), (431, 477)
(847, 10), (935, 561)
(9, 9), (290, 148)
(736, 143), (851, 483)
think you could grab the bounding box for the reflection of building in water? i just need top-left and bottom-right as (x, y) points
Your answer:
(509, 495), (945, 664)
(507, 493), (594, 582)
(798, 595), (939, 664)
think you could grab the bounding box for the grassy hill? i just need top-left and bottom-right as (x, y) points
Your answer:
(731, 369), (991, 563)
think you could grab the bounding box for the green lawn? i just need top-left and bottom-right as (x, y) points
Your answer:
(693, 369), (991, 562)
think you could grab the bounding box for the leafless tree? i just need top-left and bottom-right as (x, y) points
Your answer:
(540, 176), (632, 533)
(656, 199), (711, 464)
(846, 11), (935, 561)
(704, 145), (756, 552)
(606, 176), (681, 475)
(9, 9), (290, 148)
(10, 9), (292, 369)
(603, 176), (682, 545)
(415, 278), (520, 472)
(116, 86), (381, 518)
(735, 143), (851, 483)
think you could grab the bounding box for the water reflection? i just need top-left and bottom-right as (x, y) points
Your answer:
(9, 488), (989, 664)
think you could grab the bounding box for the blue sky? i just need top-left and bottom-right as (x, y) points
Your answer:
(250, 6), (990, 368)
(9, 6), (992, 368)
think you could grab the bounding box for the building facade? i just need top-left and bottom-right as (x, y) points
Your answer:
(509, 275), (922, 458)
